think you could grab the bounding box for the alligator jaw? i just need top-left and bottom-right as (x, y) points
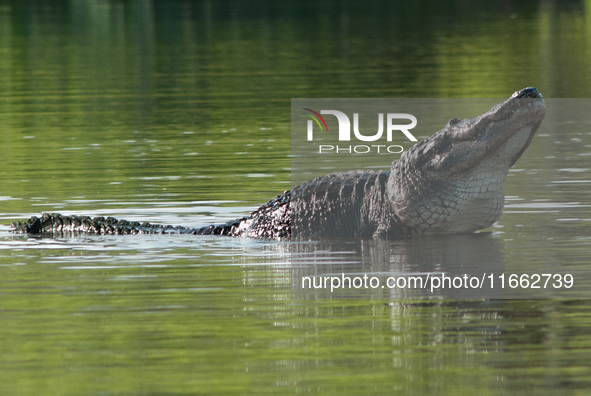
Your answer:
(414, 87), (546, 175)
(388, 88), (546, 236)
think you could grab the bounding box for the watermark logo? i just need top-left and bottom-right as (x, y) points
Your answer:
(302, 108), (418, 154)
(303, 108), (329, 138)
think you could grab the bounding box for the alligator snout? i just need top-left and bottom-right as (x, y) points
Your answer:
(512, 87), (543, 98)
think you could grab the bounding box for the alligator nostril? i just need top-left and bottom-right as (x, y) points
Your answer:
(512, 87), (542, 99)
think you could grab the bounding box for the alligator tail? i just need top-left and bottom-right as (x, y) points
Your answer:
(10, 190), (291, 239)
(11, 212), (246, 236)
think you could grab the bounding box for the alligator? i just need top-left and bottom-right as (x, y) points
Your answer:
(11, 87), (546, 240)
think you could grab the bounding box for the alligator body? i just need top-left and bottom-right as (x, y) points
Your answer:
(11, 88), (546, 239)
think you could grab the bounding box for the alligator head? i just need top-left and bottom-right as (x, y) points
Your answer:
(387, 87), (546, 235)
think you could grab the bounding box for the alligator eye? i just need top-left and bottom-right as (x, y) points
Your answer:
(447, 118), (462, 127)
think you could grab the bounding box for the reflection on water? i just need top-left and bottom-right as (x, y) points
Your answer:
(2, 227), (591, 394)
(292, 235), (505, 299)
(2, 0), (591, 395)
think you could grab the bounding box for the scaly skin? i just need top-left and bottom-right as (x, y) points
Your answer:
(11, 88), (545, 240)
(11, 190), (291, 238)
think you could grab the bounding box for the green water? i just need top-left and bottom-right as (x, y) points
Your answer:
(2, 1), (591, 395)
